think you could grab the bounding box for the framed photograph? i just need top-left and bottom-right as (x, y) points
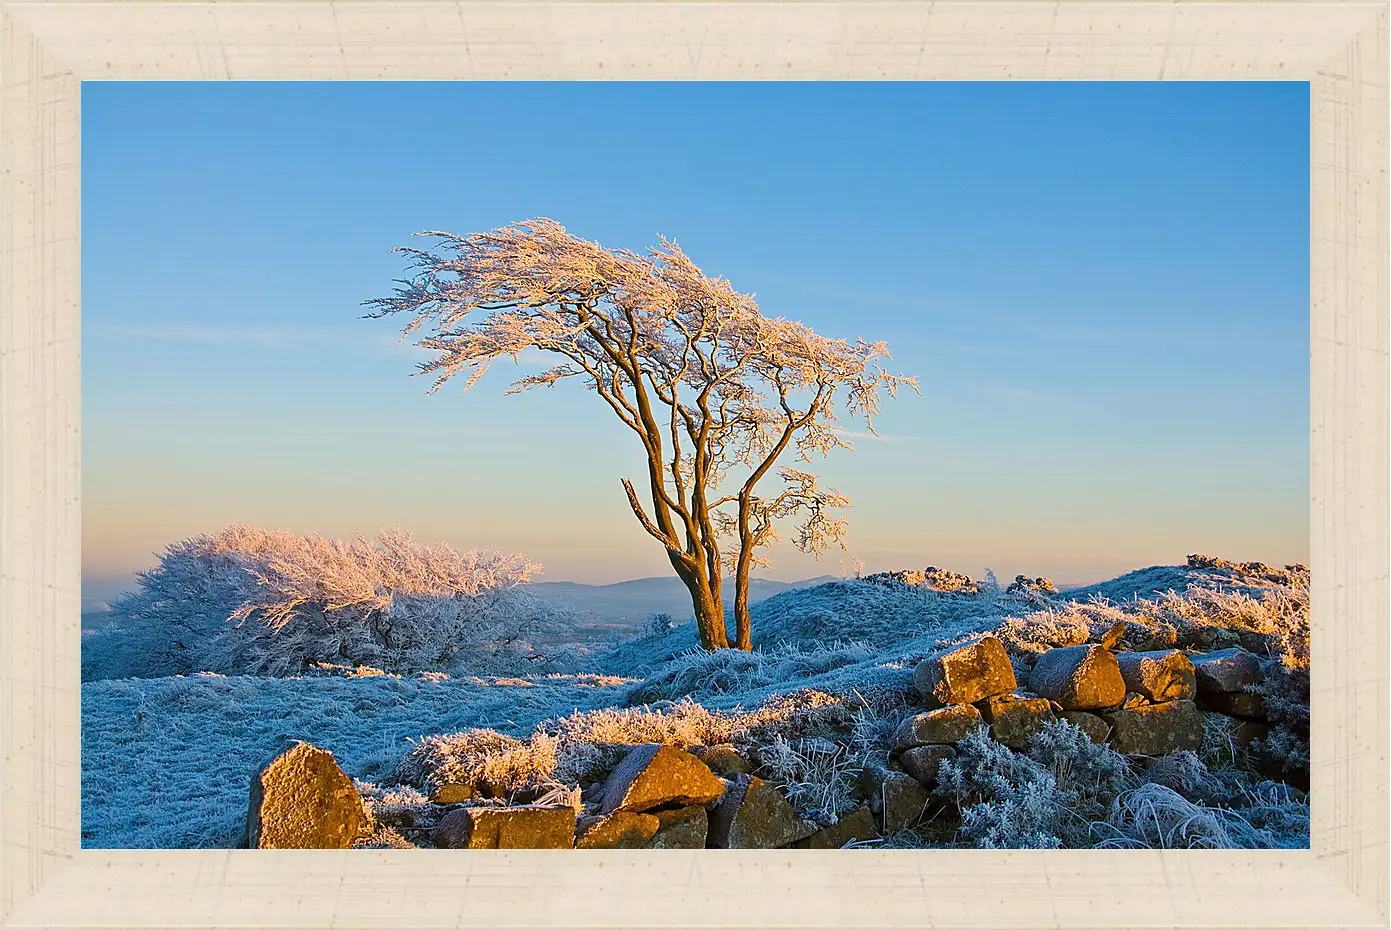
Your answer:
(2, 1), (1385, 927)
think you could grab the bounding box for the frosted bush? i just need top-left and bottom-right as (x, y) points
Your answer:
(390, 728), (561, 794)
(646, 613), (679, 637)
(1026, 719), (1132, 806)
(543, 697), (737, 750)
(385, 689), (855, 798)
(754, 733), (864, 825)
(937, 727), (1074, 848)
(935, 722), (1150, 849)
(1247, 592), (1310, 780)
(86, 525), (574, 679)
(1138, 750), (1249, 808)
(991, 603), (1114, 656)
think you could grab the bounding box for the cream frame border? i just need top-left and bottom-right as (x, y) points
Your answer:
(1, 2), (1386, 928)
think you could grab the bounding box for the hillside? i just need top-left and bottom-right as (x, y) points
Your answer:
(80, 556), (1310, 851)
(526, 574), (841, 627)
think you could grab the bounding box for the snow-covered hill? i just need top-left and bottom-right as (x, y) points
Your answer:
(80, 556), (1310, 850)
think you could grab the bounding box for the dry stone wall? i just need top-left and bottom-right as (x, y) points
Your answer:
(246, 629), (1282, 849)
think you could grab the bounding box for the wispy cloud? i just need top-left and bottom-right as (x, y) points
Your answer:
(834, 428), (922, 445)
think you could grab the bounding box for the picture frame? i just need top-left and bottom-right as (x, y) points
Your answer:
(1, 1), (1385, 927)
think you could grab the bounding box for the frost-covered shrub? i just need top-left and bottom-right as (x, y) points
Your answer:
(936, 727), (1074, 849)
(936, 721), (1147, 849)
(390, 728), (562, 794)
(626, 648), (766, 702)
(1138, 749), (1240, 807)
(1026, 719), (1132, 807)
(991, 603), (1114, 656)
(387, 689), (855, 799)
(646, 612), (679, 636)
(1248, 589), (1310, 782)
(84, 525), (575, 680)
(753, 733), (864, 825)
(540, 700), (734, 764)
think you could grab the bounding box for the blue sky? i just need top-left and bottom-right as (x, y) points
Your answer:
(82, 81), (1309, 591)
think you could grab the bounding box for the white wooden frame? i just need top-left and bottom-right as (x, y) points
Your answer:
(1, 2), (1385, 927)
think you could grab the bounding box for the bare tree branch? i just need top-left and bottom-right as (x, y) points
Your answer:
(367, 218), (916, 651)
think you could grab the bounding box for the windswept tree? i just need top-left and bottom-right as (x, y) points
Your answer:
(366, 219), (915, 651)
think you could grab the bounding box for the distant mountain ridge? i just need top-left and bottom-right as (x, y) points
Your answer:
(525, 575), (842, 626)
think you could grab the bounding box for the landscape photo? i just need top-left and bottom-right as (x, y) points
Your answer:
(81, 81), (1311, 850)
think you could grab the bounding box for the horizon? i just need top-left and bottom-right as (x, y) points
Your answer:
(83, 81), (1310, 593)
(80, 556), (1280, 614)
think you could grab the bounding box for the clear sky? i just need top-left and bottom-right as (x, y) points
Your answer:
(82, 81), (1309, 592)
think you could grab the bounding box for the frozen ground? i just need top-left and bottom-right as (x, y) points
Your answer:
(81, 673), (632, 847)
(81, 559), (1309, 849)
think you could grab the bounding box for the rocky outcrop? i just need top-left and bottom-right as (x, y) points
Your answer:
(913, 636), (1017, 707)
(860, 767), (930, 835)
(978, 693), (1055, 750)
(1102, 700), (1204, 756)
(245, 741), (367, 849)
(599, 744), (726, 814)
(575, 811), (661, 849)
(646, 807), (708, 849)
(433, 805), (576, 849)
(1028, 644), (1127, 710)
(891, 704), (984, 750)
(862, 567), (980, 593)
(707, 775), (817, 849)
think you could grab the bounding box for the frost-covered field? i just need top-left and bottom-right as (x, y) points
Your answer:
(82, 557), (1310, 849)
(82, 673), (634, 847)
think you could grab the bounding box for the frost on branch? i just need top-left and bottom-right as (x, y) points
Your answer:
(83, 524), (572, 679)
(366, 218), (915, 650)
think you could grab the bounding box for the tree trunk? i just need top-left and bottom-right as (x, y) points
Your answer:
(689, 580), (730, 651)
(732, 560), (753, 651)
(674, 564), (729, 650)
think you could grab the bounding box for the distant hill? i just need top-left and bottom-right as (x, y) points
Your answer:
(81, 573), (840, 637)
(82, 577), (136, 614)
(526, 575), (842, 627)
